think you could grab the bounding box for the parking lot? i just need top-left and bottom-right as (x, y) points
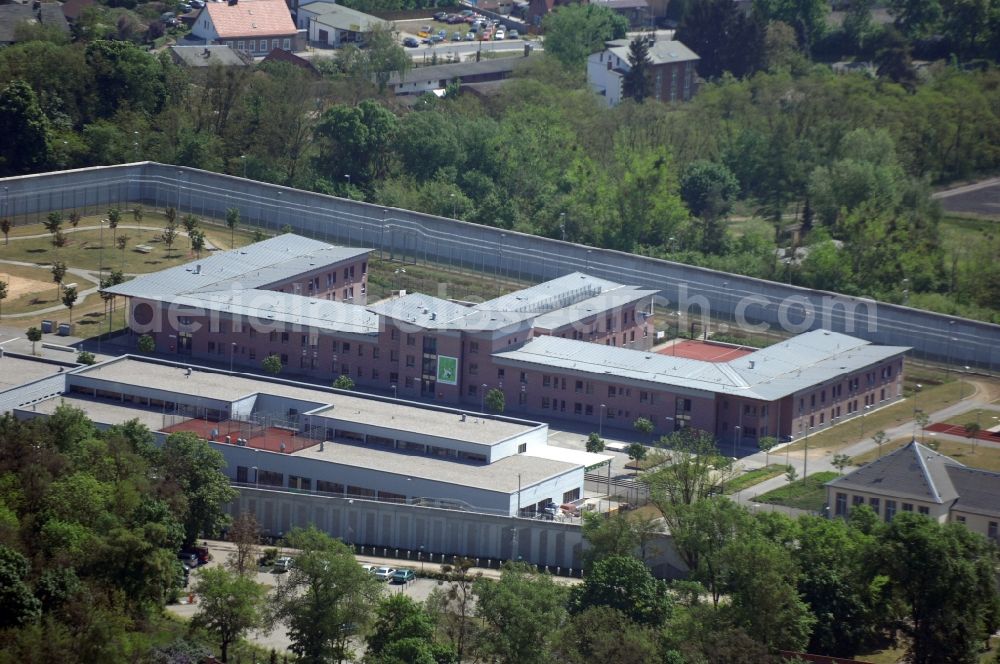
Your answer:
(394, 11), (527, 48)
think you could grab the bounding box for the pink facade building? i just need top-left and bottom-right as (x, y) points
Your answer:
(106, 234), (909, 446)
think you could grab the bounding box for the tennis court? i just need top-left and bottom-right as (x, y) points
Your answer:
(161, 417), (319, 453)
(657, 339), (755, 363)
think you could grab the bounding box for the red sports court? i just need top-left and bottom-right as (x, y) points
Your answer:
(161, 416), (319, 453)
(657, 339), (755, 363)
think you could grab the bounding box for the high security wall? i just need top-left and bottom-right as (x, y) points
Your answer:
(2, 163), (997, 370)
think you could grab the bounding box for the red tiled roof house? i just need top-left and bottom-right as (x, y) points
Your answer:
(191, 0), (301, 56)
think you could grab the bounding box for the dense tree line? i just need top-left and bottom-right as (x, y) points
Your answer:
(2, 10), (1000, 324)
(0, 407), (236, 662)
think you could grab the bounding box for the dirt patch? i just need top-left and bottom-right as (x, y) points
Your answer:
(0, 273), (54, 300)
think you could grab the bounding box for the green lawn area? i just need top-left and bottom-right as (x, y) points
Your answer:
(941, 408), (1000, 429)
(724, 464), (791, 494)
(754, 471), (838, 512)
(367, 256), (530, 303)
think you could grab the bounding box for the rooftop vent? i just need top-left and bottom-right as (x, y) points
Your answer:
(749, 360), (755, 369)
(194, 264), (202, 274)
(461, 413), (466, 422)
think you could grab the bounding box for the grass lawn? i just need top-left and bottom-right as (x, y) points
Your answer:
(850, 436), (1000, 472)
(0, 262), (73, 315)
(625, 450), (671, 472)
(754, 471), (838, 512)
(724, 464), (791, 494)
(941, 408), (1000, 429)
(367, 256), (531, 303)
(783, 369), (972, 454)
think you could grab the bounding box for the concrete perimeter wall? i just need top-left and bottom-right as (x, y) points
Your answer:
(228, 485), (687, 577)
(2, 163), (998, 370)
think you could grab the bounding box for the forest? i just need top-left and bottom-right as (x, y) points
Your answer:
(2, 0), (1000, 322)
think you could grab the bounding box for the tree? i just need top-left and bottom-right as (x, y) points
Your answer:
(61, 285), (78, 323)
(84, 39), (168, 118)
(107, 207), (120, 245)
(190, 228), (206, 258)
(0, 79), (51, 176)
(581, 512), (640, 571)
(137, 333), (155, 353)
(332, 375), (355, 391)
(44, 211), (63, 235)
(964, 422), (980, 439)
(542, 4), (627, 69)
(191, 567), (266, 662)
(227, 512), (261, 577)
(622, 36), (652, 103)
(0, 281), (6, 321)
(262, 354), (282, 375)
(314, 100), (398, 188)
(0, 545), (42, 628)
(116, 234), (129, 269)
(225, 207), (240, 248)
(366, 593), (453, 664)
(76, 350), (96, 365)
(181, 213), (198, 242)
(832, 453), (852, 474)
(757, 435), (778, 467)
(427, 557), (481, 662)
(50, 260), (67, 300)
(633, 416), (654, 439)
(752, 0), (828, 51)
(166, 207), (178, 225)
(161, 223), (178, 253)
(874, 513), (1000, 664)
(569, 555), (671, 626)
(585, 432), (605, 453)
(161, 431), (239, 546)
(888, 0), (942, 38)
(676, 0), (764, 78)
(680, 160), (739, 255)
(26, 326), (42, 355)
(271, 527), (384, 664)
(1, 218), (10, 245)
(719, 532), (816, 651)
(870, 429), (888, 458)
(365, 25), (411, 94)
(843, 0), (876, 51)
(667, 497), (755, 603)
(625, 442), (647, 474)
(485, 388), (505, 414)
(473, 562), (568, 664)
(132, 205), (143, 225)
(550, 606), (662, 664)
(68, 211), (80, 228)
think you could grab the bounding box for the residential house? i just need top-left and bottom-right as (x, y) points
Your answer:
(261, 47), (320, 76)
(297, 2), (391, 48)
(587, 37), (699, 106)
(60, 0), (95, 23)
(589, 0), (651, 27)
(826, 441), (1000, 542)
(190, 0), (301, 56)
(0, 3), (69, 46)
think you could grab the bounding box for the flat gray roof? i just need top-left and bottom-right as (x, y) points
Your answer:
(74, 357), (538, 445)
(296, 440), (577, 492)
(0, 356), (67, 391)
(532, 287), (655, 330)
(368, 293), (536, 332)
(104, 234), (370, 299)
(387, 55), (532, 87)
(494, 329), (909, 400)
(476, 272), (624, 314)
(25, 395), (573, 493)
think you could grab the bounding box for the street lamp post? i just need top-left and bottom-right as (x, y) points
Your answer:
(450, 193), (456, 219)
(251, 466), (258, 489)
(241, 155), (247, 178)
(960, 366), (970, 400)
(912, 383), (923, 438)
(391, 384), (397, 400)
(860, 404), (872, 440)
(599, 404), (606, 437)
(732, 425), (741, 458)
(803, 427), (812, 479)
(230, 342), (237, 373)
(176, 170), (182, 211)
(419, 545), (425, 573)
(559, 213), (566, 241)
(480, 383), (487, 412)
(664, 416), (674, 436)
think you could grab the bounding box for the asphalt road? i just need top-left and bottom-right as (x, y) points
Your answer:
(932, 176), (1000, 217)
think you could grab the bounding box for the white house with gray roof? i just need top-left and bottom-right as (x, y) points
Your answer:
(826, 441), (1000, 542)
(587, 37), (700, 106)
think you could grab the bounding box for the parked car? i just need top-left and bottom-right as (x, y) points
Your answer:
(361, 563), (376, 574)
(433, 11), (448, 20)
(391, 568), (416, 584)
(508, 29), (519, 39)
(182, 545), (212, 565)
(417, 25), (432, 37)
(447, 14), (464, 23)
(451, 31), (463, 41)
(273, 556), (294, 573)
(403, 36), (419, 47)
(495, 29), (506, 40)
(429, 34), (444, 43)
(437, 29), (447, 38)
(176, 552), (198, 568)
(465, 31), (476, 40)
(374, 566), (396, 581)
